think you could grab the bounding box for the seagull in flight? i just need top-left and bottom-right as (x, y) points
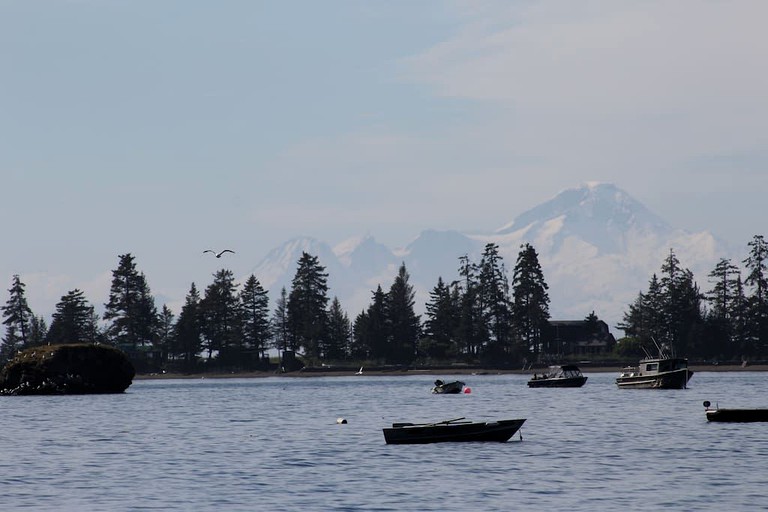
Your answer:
(203, 249), (235, 258)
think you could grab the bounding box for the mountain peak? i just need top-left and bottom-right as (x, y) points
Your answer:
(248, 183), (725, 333)
(494, 182), (672, 254)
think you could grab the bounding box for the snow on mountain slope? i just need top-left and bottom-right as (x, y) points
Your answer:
(248, 183), (732, 334)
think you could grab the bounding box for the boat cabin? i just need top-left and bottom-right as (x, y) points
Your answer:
(533, 365), (584, 380)
(634, 357), (689, 375)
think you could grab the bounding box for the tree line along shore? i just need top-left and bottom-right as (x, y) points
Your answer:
(3, 234), (768, 374)
(134, 362), (768, 380)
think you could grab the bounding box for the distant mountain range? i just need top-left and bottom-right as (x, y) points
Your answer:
(248, 182), (731, 335)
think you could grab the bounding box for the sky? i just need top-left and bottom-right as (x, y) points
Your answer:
(2, 0), (767, 318)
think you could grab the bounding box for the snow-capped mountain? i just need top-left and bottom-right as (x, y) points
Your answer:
(495, 181), (673, 254)
(249, 183), (731, 334)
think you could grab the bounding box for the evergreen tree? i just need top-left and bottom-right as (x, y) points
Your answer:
(422, 277), (460, 360)
(1, 275), (33, 355)
(103, 253), (158, 348)
(271, 287), (290, 353)
(743, 235), (768, 356)
(350, 309), (371, 361)
(618, 274), (666, 343)
(744, 235), (768, 305)
(707, 258), (741, 320)
(156, 305), (175, 366)
(240, 274), (271, 362)
(703, 258), (741, 359)
(46, 289), (98, 345)
(286, 252), (329, 362)
(362, 286), (388, 360)
(199, 269), (242, 365)
(585, 310), (599, 330)
(730, 275), (750, 358)
(659, 249), (703, 355)
(455, 254), (483, 357)
(385, 263), (421, 364)
(173, 283), (202, 372)
(619, 250), (703, 357)
(511, 243), (550, 359)
(477, 243), (514, 358)
(0, 324), (20, 365)
(27, 315), (49, 348)
(325, 297), (351, 361)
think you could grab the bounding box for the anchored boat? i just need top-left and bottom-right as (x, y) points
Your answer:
(703, 401), (768, 422)
(430, 379), (465, 394)
(616, 345), (693, 389)
(383, 417), (525, 444)
(527, 364), (588, 388)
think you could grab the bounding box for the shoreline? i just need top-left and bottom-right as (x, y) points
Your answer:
(135, 363), (768, 380)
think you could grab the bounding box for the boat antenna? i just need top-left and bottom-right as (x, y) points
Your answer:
(651, 337), (670, 359)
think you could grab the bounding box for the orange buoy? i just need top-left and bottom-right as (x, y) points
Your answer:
(464, 387), (472, 394)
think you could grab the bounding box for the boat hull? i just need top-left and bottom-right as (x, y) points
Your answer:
(616, 367), (693, 389)
(528, 376), (587, 388)
(431, 380), (465, 394)
(383, 419), (526, 444)
(706, 409), (768, 422)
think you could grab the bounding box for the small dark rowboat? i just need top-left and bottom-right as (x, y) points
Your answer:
(383, 417), (526, 444)
(703, 401), (768, 422)
(431, 379), (465, 394)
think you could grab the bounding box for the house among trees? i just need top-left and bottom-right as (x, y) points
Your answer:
(544, 316), (616, 356)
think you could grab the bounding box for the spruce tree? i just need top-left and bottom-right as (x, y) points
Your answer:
(46, 289), (98, 345)
(619, 251), (703, 357)
(385, 263), (421, 364)
(511, 243), (550, 359)
(173, 283), (202, 372)
(156, 305), (175, 366)
(478, 243), (514, 359)
(743, 235), (768, 356)
(363, 286), (388, 361)
(199, 269), (242, 365)
(730, 275), (750, 358)
(240, 274), (271, 361)
(286, 252), (329, 362)
(619, 274), (669, 345)
(703, 258), (741, 359)
(456, 254), (483, 357)
(351, 309), (371, 361)
(659, 249), (703, 355)
(325, 297), (351, 361)
(271, 287), (290, 353)
(422, 277), (460, 360)
(707, 258), (741, 319)
(744, 235), (768, 305)
(1, 275), (33, 357)
(103, 254), (158, 348)
(27, 315), (49, 348)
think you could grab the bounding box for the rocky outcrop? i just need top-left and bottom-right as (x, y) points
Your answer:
(0, 344), (135, 395)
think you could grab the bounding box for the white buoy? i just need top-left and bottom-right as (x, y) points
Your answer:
(336, 417), (348, 424)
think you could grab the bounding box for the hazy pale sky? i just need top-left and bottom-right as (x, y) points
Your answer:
(2, 0), (767, 316)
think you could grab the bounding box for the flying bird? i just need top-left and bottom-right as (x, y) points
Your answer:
(203, 249), (235, 258)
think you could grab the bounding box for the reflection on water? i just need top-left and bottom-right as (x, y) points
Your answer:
(1, 371), (766, 511)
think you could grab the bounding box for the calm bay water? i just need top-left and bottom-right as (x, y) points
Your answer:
(1, 371), (767, 511)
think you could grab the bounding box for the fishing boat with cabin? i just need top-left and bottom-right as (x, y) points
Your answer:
(615, 343), (693, 389)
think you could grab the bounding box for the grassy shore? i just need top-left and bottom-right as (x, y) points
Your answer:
(135, 363), (768, 380)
